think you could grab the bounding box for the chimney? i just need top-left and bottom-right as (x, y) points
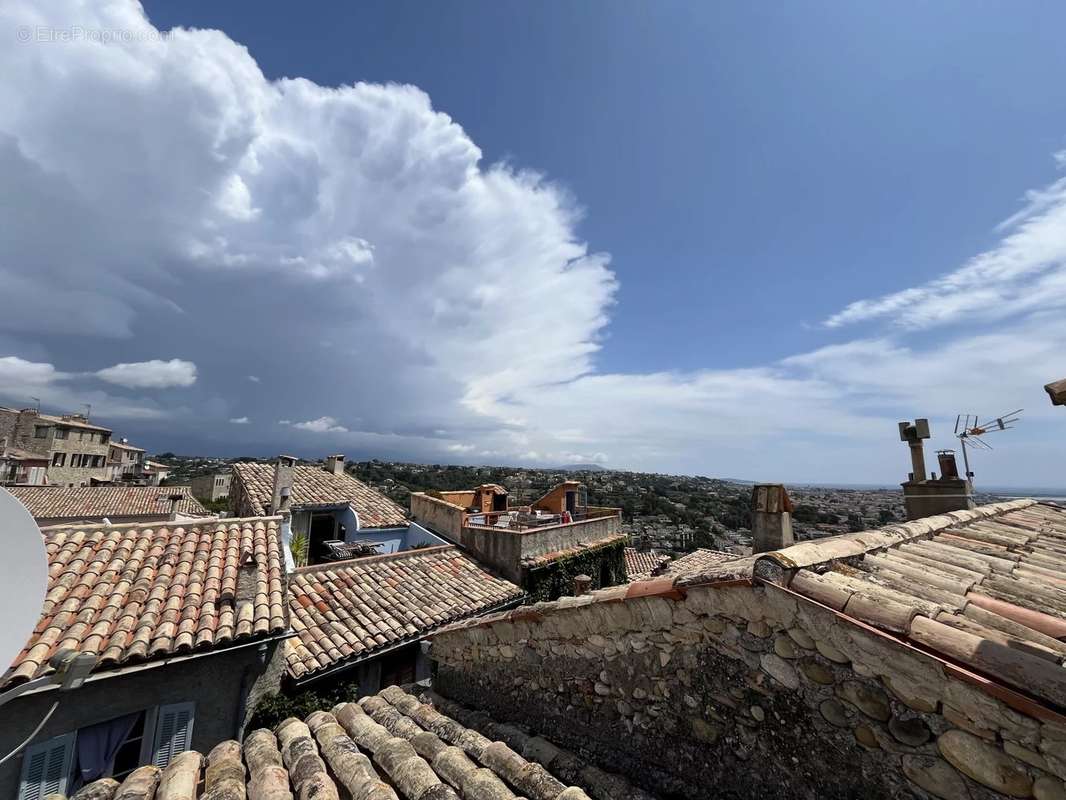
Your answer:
(325, 454), (346, 475)
(1046, 378), (1066, 407)
(573, 574), (592, 596)
(270, 455), (296, 515)
(751, 484), (795, 554)
(166, 492), (185, 522)
(900, 419), (973, 520)
(898, 418), (930, 482)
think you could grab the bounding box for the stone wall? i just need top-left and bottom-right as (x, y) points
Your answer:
(430, 579), (1066, 800)
(410, 492), (466, 542)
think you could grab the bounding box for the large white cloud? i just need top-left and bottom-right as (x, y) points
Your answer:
(0, 0), (1063, 485)
(95, 359), (198, 388)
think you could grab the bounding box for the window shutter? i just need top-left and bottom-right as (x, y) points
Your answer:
(151, 702), (195, 768)
(18, 732), (74, 800)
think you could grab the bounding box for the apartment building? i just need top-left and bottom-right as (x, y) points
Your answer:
(107, 439), (146, 481)
(0, 408), (112, 486)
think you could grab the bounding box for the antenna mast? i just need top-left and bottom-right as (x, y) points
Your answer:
(954, 409), (1022, 483)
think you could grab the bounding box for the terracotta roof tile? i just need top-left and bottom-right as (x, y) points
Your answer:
(65, 684), (646, 800)
(623, 547), (669, 580)
(1, 516), (288, 688)
(658, 547), (738, 578)
(285, 546), (523, 681)
(761, 499), (1066, 709)
(231, 462), (406, 527)
(8, 485), (206, 522)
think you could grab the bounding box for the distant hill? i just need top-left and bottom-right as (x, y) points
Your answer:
(557, 463), (608, 472)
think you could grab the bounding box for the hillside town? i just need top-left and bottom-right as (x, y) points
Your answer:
(3, 399), (1066, 800)
(6, 3), (1066, 800)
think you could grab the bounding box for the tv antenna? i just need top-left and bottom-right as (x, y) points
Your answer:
(954, 409), (1022, 480)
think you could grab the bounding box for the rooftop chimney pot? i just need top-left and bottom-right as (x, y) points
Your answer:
(271, 455), (296, 515)
(751, 484), (795, 554)
(573, 574), (592, 596)
(325, 454), (346, 475)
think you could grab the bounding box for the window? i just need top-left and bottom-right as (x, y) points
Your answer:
(151, 702), (195, 768)
(18, 732), (74, 800)
(33, 425), (49, 439)
(16, 703), (194, 800)
(54, 428), (68, 440)
(51, 453), (66, 467)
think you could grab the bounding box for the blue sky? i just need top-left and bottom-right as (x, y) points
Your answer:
(3, 1), (1066, 485)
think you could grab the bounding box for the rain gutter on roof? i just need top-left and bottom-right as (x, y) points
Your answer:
(10, 630), (295, 697)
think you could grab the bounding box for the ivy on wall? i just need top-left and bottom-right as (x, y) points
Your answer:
(247, 673), (363, 731)
(523, 539), (628, 602)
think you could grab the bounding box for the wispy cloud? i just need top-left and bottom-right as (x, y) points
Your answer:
(824, 154), (1066, 331)
(229, 416), (250, 424)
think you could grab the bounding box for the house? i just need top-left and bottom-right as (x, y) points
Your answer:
(6, 485), (208, 527)
(0, 516), (290, 800)
(141, 460), (172, 486)
(231, 455), (409, 565)
(190, 470), (232, 502)
(285, 544), (524, 694)
(0, 444), (48, 486)
(0, 408), (113, 486)
(107, 439), (146, 482)
(410, 480), (626, 600)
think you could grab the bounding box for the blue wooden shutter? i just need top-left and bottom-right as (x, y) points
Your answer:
(18, 732), (74, 800)
(151, 702), (195, 768)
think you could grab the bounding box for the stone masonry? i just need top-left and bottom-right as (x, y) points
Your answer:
(430, 579), (1066, 799)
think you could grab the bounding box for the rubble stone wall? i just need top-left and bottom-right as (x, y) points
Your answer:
(431, 581), (1066, 800)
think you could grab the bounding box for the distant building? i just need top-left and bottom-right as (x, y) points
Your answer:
(0, 445), (48, 486)
(231, 455), (418, 566)
(0, 408), (112, 486)
(141, 460), (172, 486)
(410, 480), (626, 600)
(107, 439), (146, 482)
(191, 470), (232, 502)
(0, 517), (289, 800)
(6, 485), (208, 527)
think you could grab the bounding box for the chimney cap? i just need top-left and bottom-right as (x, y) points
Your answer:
(277, 454), (297, 466)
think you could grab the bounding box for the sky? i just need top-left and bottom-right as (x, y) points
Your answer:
(2, 1), (1066, 486)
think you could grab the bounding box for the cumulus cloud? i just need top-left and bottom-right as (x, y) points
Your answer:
(95, 359), (198, 388)
(230, 416), (250, 424)
(1, 0), (1062, 484)
(291, 416), (349, 434)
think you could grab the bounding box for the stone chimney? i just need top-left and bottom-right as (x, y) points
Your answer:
(899, 419), (973, 520)
(751, 484), (795, 554)
(166, 492), (185, 522)
(573, 574), (592, 596)
(325, 454), (346, 475)
(270, 455), (297, 515)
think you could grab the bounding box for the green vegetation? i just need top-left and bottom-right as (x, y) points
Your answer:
(523, 539), (628, 602)
(248, 676), (362, 731)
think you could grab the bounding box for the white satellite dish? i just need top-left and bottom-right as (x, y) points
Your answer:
(0, 488), (47, 672)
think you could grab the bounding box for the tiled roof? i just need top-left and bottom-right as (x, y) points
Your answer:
(34, 412), (112, 432)
(232, 462), (407, 527)
(61, 685), (643, 800)
(109, 440), (145, 452)
(286, 546), (523, 681)
(755, 499), (1066, 709)
(7, 485), (206, 521)
(623, 547), (669, 580)
(659, 547), (738, 577)
(2, 517), (288, 688)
